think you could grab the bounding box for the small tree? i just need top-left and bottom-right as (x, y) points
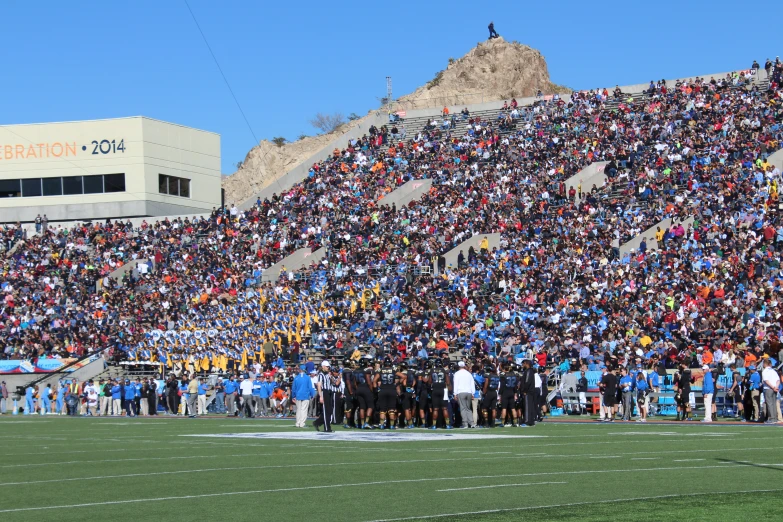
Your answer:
(310, 112), (345, 134)
(235, 161), (243, 170)
(347, 113), (360, 121)
(271, 137), (287, 147)
(297, 133), (309, 141)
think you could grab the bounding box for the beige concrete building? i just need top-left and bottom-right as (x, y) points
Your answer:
(0, 117), (221, 222)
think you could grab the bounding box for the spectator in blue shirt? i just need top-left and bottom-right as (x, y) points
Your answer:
(124, 380), (137, 417)
(292, 365), (316, 428)
(224, 376), (238, 416)
(635, 372), (649, 422)
(197, 379), (209, 416)
(251, 375), (264, 417)
(619, 368), (635, 421)
(647, 368), (661, 416)
(111, 381), (122, 416)
(748, 365), (761, 421)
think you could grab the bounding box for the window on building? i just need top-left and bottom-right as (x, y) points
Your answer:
(62, 176), (83, 195)
(0, 174), (125, 197)
(21, 178), (42, 197)
(159, 174), (191, 198)
(83, 175), (104, 194)
(0, 179), (21, 198)
(104, 173), (126, 193)
(42, 177), (63, 196)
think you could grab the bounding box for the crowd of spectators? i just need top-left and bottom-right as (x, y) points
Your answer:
(1, 60), (783, 407)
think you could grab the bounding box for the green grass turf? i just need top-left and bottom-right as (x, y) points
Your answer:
(0, 417), (781, 522)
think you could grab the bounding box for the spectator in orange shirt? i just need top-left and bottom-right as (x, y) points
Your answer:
(270, 386), (287, 417)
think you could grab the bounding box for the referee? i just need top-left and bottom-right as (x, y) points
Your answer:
(313, 361), (340, 433)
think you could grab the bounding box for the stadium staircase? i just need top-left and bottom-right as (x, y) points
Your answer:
(5, 349), (108, 398)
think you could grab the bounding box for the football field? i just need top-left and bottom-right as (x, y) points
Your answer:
(1, 417), (782, 521)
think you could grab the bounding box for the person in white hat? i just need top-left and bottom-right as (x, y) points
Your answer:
(453, 360), (476, 428)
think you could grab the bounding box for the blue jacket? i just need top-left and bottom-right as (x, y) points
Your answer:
(291, 374), (315, 401)
(619, 375), (634, 392)
(702, 371), (715, 395)
(124, 384), (136, 400)
(259, 382), (273, 399)
(251, 379), (263, 397)
(224, 380), (238, 394)
(111, 386), (121, 400)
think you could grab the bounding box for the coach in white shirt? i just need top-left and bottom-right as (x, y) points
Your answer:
(761, 359), (781, 424)
(453, 361), (476, 428)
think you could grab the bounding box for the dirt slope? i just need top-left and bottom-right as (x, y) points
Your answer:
(222, 37), (567, 204)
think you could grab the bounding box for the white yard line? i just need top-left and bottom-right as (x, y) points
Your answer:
(3, 444), (779, 470)
(1, 470), (781, 514)
(2, 461), (781, 493)
(673, 459), (705, 462)
(363, 488), (783, 522)
(437, 481), (566, 492)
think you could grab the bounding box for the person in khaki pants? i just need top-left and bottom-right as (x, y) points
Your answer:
(139, 378), (150, 416)
(197, 378), (208, 415)
(99, 379), (112, 416)
(291, 365), (316, 428)
(187, 374), (199, 419)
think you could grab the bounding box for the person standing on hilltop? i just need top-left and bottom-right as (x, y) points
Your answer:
(488, 22), (499, 39)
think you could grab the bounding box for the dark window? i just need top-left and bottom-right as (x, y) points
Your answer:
(42, 177), (63, 196)
(62, 176), (83, 195)
(83, 175), (103, 194)
(104, 173), (126, 193)
(167, 176), (178, 196)
(159, 174), (191, 198)
(179, 178), (190, 198)
(21, 178), (42, 197)
(0, 179), (21, 198)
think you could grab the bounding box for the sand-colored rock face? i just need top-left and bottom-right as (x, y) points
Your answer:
(222, 37), (567, 205)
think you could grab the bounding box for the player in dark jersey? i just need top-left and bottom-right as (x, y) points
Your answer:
(482, 363), (501, 428)
(353, 360), (375, 429)
(374, 358), (400, 429)
(499, 362), (520, 427)
(415, 362), (430, 427)
(429, 359), (453, 430)
(342, 360), (355, 429)
(396, 361), (416, 428)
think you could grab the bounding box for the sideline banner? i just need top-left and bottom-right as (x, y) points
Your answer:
(0, 356), (99, 374)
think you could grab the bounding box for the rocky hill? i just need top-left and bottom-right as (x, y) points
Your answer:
(222, 37), (567, 205)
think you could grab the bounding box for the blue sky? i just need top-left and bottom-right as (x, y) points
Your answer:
(1, 1), (780, 174)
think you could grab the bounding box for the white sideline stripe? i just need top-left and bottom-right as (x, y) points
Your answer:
(4, 443), (779, 469)
(673, 459), (705, 462)
(437, 481), (566, 492)
(3, 434), (779, 453)
(364, 488), (783, 522)
(589, 456), (620, 459)
(2, 461), (781, 490)
(1, 469), (780, 513)
(631, 458), (659, 460)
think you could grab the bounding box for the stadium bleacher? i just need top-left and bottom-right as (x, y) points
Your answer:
(2, 60), (782, 427)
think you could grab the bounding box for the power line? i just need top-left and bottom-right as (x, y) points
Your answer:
(183, 0), (260, 146)
(183, 1), (285, 205)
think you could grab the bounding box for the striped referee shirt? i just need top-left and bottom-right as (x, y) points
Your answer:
(317, 371), (340, 393)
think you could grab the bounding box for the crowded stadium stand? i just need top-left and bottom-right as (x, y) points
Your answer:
(2, 59), (783, 427)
